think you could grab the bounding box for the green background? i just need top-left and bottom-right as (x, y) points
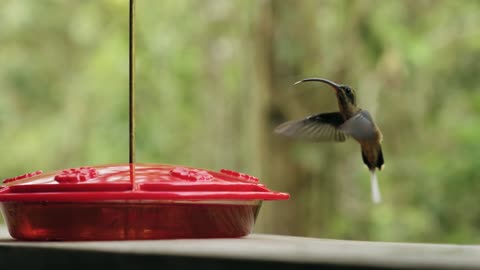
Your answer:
(1, 0), (480, 243)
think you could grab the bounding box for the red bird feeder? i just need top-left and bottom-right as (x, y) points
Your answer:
(0, 164), (288, 240)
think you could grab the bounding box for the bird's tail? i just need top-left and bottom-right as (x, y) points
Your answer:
(361, 145), (384, 171)
(370, 170), (381, 204)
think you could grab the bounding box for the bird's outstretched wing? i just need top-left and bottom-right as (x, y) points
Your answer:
(274, 112), (347, 142)
(340, 110), (379, 141)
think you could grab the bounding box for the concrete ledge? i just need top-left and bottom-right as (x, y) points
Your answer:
(1, 226), (480, 269)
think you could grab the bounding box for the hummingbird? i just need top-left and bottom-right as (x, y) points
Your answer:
(274, 78), (384, 203)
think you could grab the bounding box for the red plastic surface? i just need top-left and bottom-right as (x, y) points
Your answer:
(1, 201), (261, 240)
(54, 167), (98, 183)
(220, 169), (259, 182)
(0, 163), (289, 202)
(0, 163), (288, 240)
(2, 170), (43, 184)
(170, 167), (213, 181)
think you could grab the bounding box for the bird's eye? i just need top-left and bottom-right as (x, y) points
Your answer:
(344, 87), (351, 93)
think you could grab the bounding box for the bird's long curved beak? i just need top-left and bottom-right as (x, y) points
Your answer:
(294, 78), (341, 92)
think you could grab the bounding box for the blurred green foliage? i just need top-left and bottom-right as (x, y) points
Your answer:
(1, 0), (480, 244)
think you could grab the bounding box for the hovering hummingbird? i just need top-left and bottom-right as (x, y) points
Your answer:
(274, 78), (384, 203)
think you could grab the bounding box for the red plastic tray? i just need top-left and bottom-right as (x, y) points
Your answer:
(0, 163), (288, 240)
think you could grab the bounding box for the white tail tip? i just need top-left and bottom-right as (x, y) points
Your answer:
(370, 171), (382, 204)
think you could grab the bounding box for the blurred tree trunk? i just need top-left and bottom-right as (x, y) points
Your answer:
(250, 0), (296, 235)
(251, 0), (338, 236)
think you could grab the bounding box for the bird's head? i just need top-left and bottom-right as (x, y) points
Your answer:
(295, 78), (357, 107)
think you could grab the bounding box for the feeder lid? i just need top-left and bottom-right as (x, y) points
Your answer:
(0, 164), (289, 202)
